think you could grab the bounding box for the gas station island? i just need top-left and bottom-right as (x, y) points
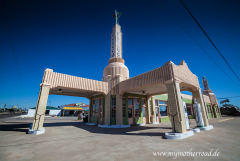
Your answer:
(29, 10), (220, 139)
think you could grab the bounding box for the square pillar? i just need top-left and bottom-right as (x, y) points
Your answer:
(146, 96), (152, 124)
(204, 102), (209, 119)
(116, 74), (123, 125)
(104, 75), (111, 125)
(32, 83), (50, 130)
(166, 80), (187, 133)
(152, 96), (156, 123)
(192, 89), (209, 127)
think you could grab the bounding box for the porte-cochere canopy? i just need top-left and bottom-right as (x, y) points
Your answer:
(119, 60), (200, 96)
(42, 69), (108, 97)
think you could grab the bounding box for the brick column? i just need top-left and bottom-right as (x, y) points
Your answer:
(211, 105), (217, 118)
(204, 102), (209, 119)
(192, 89), (209, 127)
(152, 96), (156, 123)
(32, 83), (50, 130)
(104, 75), (111, 125)
(166, 80), (187, 133)
(116, 74), (123, 125)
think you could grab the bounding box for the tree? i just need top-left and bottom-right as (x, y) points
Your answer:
(222, 104), (235, 108)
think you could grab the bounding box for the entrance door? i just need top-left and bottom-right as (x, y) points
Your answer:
(128, 98), (134, 125)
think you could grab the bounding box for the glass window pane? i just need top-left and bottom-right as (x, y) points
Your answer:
(142, 99), (145, 106)
(111, 97), (116, 118)
(142, 107), (145, 117)
(134, 98), (139, 103)
(135, 105), (139, 109)
(159, 105), (166, 111)
(159, 101), (166, 105)
(134, 98), (139, 110)
(112, 98), (116, 106)
(122, 98), (125, 104)
(155, 100), (158, 106)
(95, 99), (99, 104)
(128, 98), (132, 105)
(156, 108), (158, 116)
(128, 108), (132, 118)
(159, 105), (167, 116)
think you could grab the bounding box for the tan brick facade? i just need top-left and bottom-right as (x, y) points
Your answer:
(116, 75), (123, 125)
(166, 81), (187, 133)
(104, 76), (112, 125)
(32, 83), (50, 130)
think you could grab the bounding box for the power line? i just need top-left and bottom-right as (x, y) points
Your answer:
(2, 0), (28, 100)
(218, 96), (240, 99)
(156, 0), (240, 88)
(179, 0), (240, 82)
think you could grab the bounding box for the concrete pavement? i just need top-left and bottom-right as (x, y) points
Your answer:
(0, 115), (239, 161)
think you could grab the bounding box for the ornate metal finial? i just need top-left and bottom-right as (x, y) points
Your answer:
(112, 9), (122, 25)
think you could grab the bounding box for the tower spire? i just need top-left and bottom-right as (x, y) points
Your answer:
(112, 9), (122, 25)
(110, 10), (122, 59)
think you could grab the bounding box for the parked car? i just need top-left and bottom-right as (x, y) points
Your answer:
(232, 112), (240, 117)
(22, 111), (27, 114)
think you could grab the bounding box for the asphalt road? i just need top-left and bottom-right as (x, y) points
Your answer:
(0, 113), (22, 119)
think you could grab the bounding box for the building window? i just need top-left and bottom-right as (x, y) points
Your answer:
(155, 100), (158, 107)
(99, 98), (102, 118)
(134, 98), (140, 117)
(158, 101), (166, 105)
(159, 106), (167, 116)
(158, 100), (168, 116)
(122, 98), (125, 118)
(186, 104), (192, 115)
(92, 99), (99, 118)
(111, 97), (116, 118)
(128, 98), (133, 118)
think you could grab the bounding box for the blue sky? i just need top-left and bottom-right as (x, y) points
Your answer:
(0, 0), (239, 109)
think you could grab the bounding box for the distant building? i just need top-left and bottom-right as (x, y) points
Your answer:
(58, 103), (89, 116)
(24, 106), (61, 117)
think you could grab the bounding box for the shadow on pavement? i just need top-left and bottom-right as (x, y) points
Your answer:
(0, 121), (169, 139)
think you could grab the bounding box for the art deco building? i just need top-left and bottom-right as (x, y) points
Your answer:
(30, 10), (220, 135)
